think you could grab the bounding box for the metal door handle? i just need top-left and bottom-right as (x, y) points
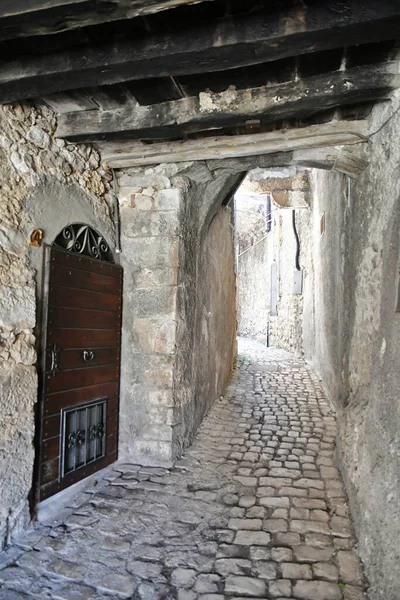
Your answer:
(83, 350), (95, 361)
(49, 344), (60, 377)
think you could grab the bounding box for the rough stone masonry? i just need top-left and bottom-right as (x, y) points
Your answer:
(0, 339), (365, 600)
(0, 102), (115, 547)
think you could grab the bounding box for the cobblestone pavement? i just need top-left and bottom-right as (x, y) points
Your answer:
(0, 339), (366, 600)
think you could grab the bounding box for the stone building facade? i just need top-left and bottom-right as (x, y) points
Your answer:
(236, 169), (310, 354)
(0, 104), (240, 547)
(0, 84), (400, 600)
(0, 102), (116, 546)
(301, 90), (400, 600)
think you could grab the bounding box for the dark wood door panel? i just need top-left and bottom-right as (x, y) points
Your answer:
(40, 451), (117, 501)
(48, 306), (120, 330)
(38, 246), (122, 502)
(42, 436), (60, 462)
(47, 328), (120, 348)
(40, 457), (59, 486)
(51, 248), (122, 279)
(43, 381), (119, 417)
(50, 263), (122, 295)
(42, 414), (61, 441)
(46, 347), (119, 371)
(49, 285), (121, 312)
(45, 365), (119, 394)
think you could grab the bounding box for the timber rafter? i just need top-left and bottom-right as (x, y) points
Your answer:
(0, 0), (400, 104)
(0, 0), (218, 40)
(56, 64), (399, 142)
(98, 121), (368, 169)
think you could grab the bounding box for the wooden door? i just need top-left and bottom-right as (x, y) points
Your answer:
(37, 246), (123, 501)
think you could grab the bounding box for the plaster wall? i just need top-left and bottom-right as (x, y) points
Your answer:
(305, 93), (400, 600)
(269, 207), (310, 355)
(172, 167), (241, 457)
(0, 102), (115, 546)
(191, 205), (237, 438)
(236, 197), (270, 340)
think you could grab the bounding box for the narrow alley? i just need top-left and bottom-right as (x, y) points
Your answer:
(0, 339), (364, 600)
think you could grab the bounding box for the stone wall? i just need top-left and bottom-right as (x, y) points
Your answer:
(117, 163), (241, 464)
(303, 92), (400, 600)
(117, 165), (183, 466)
(0, 102), (114, 547)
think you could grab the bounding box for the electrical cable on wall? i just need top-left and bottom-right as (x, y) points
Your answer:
(292, 210), (301, 271)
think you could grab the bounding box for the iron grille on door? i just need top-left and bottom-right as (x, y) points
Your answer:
(61, 399), (107, 476)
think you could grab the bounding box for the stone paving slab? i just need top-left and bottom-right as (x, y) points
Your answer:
(0, 338), (366, 600)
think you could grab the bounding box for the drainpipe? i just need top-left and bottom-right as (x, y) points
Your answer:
(111, 168), (122, 254)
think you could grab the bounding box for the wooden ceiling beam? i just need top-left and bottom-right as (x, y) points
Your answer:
(56, 64), (399, 142)
(98, 120), (368, 168)
(0, 0), (217, 40)
(1, 0), (400, 103)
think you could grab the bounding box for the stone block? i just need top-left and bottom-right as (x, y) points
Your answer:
(268, 579), (292, 598)
(97, 573), (136, 598)
(132, 440), (173, 466)
(263, 519), (288, 533)
(123, 208), (179, 237)
(251, 562), (277, 580)
(0, 285), (35, 327)
(312, 562), (339, 582)
(171, 568), (197, 588)
(149, 390), (174, 408)
(132, 287), (177, 318)
(292, 580), (342, 600)
(337, 552), (362, 585)
(281, 563), (312, 580)
(133, 266), (179, 289)
(122, 235), (179, 269)
(225, 576), (266, 597)
(148, 405), (174, 425)
(215, 558), (252, 577)
(259, 497), (289, 508)
(156, 188), (182, 211)
(140, 423), (173, 442)
(141, 354), (175, 388)
(133, 316), (176, 354)
(290, 520), (330, 535)
(293, 546), (334, 563)
(228, 519), (262, 531)
(271, 547), (293, 562)
(233, 476), (257, 487)
(234, 530), (271, 546)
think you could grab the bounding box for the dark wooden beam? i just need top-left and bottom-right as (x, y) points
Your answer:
(99, 121), (368, 168)
(56, 64), (399, 142)
(0, 0), (218, 40)
(1, 0), (400, 103)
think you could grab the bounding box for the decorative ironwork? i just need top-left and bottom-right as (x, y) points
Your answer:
(61, 399), (107, 477)
(53, 223), (114, 263)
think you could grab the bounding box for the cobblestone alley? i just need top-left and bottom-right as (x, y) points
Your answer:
(0, 339), (365, 600)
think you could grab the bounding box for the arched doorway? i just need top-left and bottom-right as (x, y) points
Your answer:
(36, 224), (123, 501)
